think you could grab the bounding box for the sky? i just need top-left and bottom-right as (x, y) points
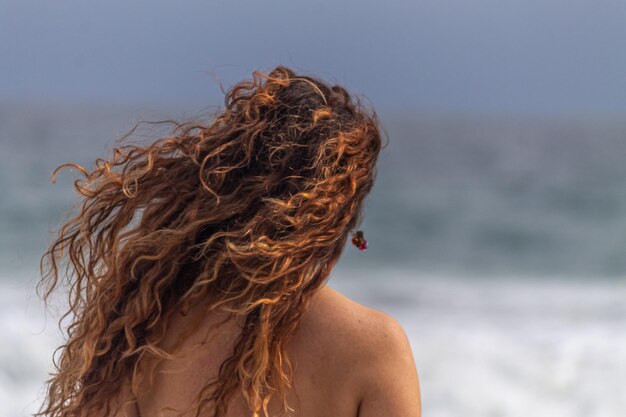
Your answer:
(1, 0), (626, 115)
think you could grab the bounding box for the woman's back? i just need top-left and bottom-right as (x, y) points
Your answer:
(132, 285), (421, 417)
(37, 66), (420, 417)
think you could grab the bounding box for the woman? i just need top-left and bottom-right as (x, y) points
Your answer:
(36, 66), (421, 417)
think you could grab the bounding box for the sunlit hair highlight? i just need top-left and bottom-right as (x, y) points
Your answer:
(36, 65), (383, 417)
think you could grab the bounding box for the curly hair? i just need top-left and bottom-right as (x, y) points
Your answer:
(36, 65), (383, 417)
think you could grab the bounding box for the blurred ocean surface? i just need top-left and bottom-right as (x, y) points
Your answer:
(1, 102), (625, 416)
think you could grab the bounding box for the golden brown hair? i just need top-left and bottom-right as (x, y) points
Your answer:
(36, 65), (383, 417)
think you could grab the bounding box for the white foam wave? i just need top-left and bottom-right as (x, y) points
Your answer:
(329, 269), (626, 417)
(3, 270), (626, 417)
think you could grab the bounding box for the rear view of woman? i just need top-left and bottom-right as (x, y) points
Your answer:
(36, 66), (421, 417)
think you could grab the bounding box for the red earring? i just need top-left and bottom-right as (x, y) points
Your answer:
(351, 230), (368, 251)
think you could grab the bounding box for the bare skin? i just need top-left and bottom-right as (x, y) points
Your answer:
(112, 285), (421, 417)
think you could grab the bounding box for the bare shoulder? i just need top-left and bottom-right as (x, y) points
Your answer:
(302, 286), (408, 355)
(300, 285), (410, 351)
(297, 284), (422, 417)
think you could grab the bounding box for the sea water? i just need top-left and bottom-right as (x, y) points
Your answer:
(2, 103), (626, 416)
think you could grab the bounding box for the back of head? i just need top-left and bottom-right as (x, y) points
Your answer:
(37, 65), (383, 417)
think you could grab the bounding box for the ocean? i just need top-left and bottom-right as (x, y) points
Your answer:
(1, 102), (625, 416)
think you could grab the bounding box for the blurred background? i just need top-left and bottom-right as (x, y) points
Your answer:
(2, 0), (626, 416)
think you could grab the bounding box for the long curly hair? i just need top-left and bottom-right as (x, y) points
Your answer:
(36, 65), (383, 417)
